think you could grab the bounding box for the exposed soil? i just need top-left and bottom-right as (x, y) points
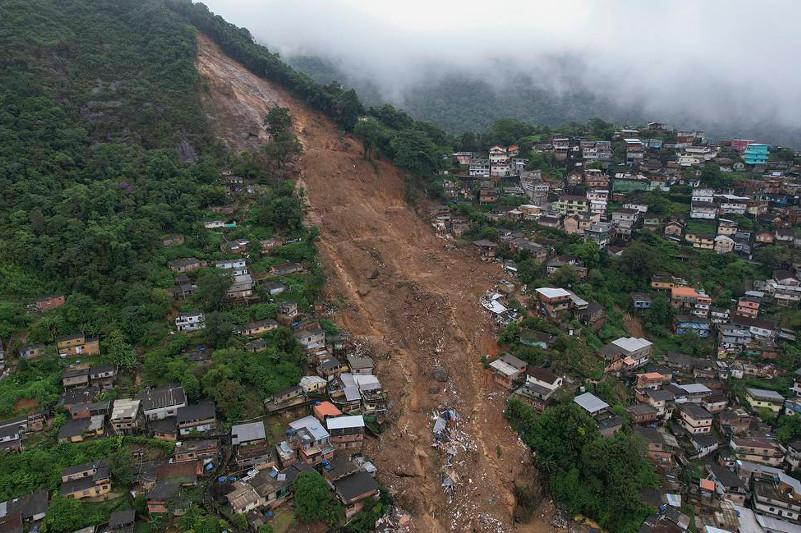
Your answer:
(623, 312), (645, 338)
(196, 34), (553, 532)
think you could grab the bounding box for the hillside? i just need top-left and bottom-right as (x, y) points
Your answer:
(196, 33), (548, 532)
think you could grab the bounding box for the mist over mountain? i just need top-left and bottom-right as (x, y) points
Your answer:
(200, 0), (801, 146)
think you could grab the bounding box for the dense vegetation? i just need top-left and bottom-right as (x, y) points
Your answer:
(506, 400), (656, 532)
(0, 1), (323, 529)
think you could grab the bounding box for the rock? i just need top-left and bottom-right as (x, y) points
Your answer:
(176, 138), (198, 164)
(432, 367), (448, 382)
(357, 287), (371, 297)
(368, 269), (380, 280)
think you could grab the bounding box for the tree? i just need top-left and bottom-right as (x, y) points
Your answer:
(294, 471), (342, 526)
(104, 329), (137, 370)
(389, 130), (442, 176)
(264, 106), (292, 135)
(194, 270), (232, 312)
(353, 117), (386, 160)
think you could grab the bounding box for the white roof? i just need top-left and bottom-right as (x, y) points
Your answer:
(483, 299), (508, 314)
(535, 287), (571, 299)
(326, 415), (365, 431)
(299, 375), (327, 389)
(489, 359), (521, 377)
(574, 392), (609, 414)
(611, 337), (652, 353)
(289, 415), (329, 441)
(354, 374), (382, 392)
(679, 383), (712, 395)
(111, 398), (140, 419)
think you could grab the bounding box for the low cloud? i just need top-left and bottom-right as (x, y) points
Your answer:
(201, 0), (801, 140)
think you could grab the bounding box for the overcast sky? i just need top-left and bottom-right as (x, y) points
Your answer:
(201, 0), (801, 136)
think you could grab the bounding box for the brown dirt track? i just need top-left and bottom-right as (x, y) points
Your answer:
(195, 33), (553, 532)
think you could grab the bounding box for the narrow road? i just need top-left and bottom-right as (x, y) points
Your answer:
(195, 34), (550, 532)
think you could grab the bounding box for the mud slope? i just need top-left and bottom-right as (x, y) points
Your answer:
(196, 34), (549, 532)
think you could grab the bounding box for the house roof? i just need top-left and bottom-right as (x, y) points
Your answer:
(527, 367), (559, 385)
(574, 392), (609, 414)
(680, 403), (713, 420)
(746, 387), (784, 402)
(611, 336), (652, 353)
(333, 471), (379, 503)
(136, 386), (186, 412)
(313, 401), (342, 419)
(535, 287), (571, 299)
(176, 402), (215, 423)
(288, 416), (329, 441)
(231, 421), (266, 445)
(326, 415), (365, 431)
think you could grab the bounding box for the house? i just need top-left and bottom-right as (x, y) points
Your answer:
(176, 402), (216, 436)
(685, 232), (715, 250)
(327, 415), (365, 453)
(673, 315), (712, 338)
(232, 421), (274, 469)
(174, 439), (218, 464)
(636, 388), (676, 418)
(574, 392), (609, 417)
(512, 367), (563, 411)
(149, 417), (177, 441)
(317, 358), (348, 380)
(489, 354), (527, 390)
(110, 399), (142, 435)
(239, 319), (278, 337)
(743, 143), (769, 165)
(670, 286), (711, 318)
(175, 312), (205, 332)
(161, 233), (185, 247)
(581, 302), (606, 329)
(265, 386), (307, 413)
(717, 409), (752, 436)
(294, 322), (326, 351)
(226, 481), (263, 514)
(627, 403), (658, 424)
(0, 490), (49, 530)
(346, 354), (374, 375)
(664, 220), (684, 238)
(634, 427), (678, 465)
(168, 258), (203, 273)
(690, 201), (717, 220)
(714, 235), (735, 254)
(678, 403), (713, 434)
(56, 334), (100, 358)
(730, 436), (785, 467)
(263, 281), (287, 297)
(62, 367), (90, 389)
(57, 415), (105, 443)
(108, 509), (136, 533)
(333, 471), (380, 520)
(227, 273), (255, 300)
(31, 295), (65, 313)
(146, 482), (183, 515)
(299, 375), (327, 395)
(552, 195), (589, 216)
(60, 462), (111, 500)
(636, 372), (669, 390)
(284, 416), (334, 466)
(610, 336), (653, 368)
(631, 293), (652, 310)
(89, 364), (116, 389)
(745, 387), (784, 413)
(546, 256), (588, 279)
(277, 302), (299, 325)
(534, 287), (573, 318)
(472, 240), (498, 259)
(137, 386), (187, 421)
(736, 296), (760, 318)
(18, 343), (46, 360)
(706, 464), (747, 505)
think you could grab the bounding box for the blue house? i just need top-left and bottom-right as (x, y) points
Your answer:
(743, 143), (769, 165)
(673, 316), (711, 338)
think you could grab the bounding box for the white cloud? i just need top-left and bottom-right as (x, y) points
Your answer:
(200, 0), (801, 135)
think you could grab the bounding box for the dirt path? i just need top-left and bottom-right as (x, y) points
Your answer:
(195, 34), (552, 532)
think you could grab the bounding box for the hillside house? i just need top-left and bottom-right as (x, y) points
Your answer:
(175, 312), (205, 332)
(745, 387), (784, 413)
(60, 462), (110, 500)
(31, 295), (65, 313)
(57, 334), (100, 358)
(176, 402), (216, 436)
(472, 240), (498, 259)
(168, 258), (203, 273)
(327, 415), (365, 453)
(240, 319), (278, 337)
(488, 354), (527, 390)
(678, 403), (713, 434)
(110, 399), (142, 435)
(137, 386), (187, 421)
(232, 421), (274, 469)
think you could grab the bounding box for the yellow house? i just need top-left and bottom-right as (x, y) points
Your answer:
(745, 387), (784, 413)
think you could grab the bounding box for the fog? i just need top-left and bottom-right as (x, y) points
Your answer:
(201, 0), (801, 141)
